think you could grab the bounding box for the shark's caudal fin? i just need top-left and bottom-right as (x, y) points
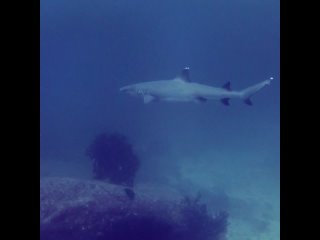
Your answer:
(240, 77), (274, 105)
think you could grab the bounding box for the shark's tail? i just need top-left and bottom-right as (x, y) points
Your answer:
(240, 77), (274, 105)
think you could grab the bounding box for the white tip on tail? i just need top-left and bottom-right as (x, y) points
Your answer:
(241, 77), (274, 105)
(265, 77), (274, 86)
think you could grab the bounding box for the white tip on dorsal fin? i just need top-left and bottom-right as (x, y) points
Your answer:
(177, 67), (191, 82)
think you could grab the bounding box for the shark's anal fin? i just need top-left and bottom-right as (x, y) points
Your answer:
(143, 95), (156, 104)
(221, 98), (230, 106)
(195, 96), (207, 103)
(244, 98), (253, 106)
(222, 82), (231, 91)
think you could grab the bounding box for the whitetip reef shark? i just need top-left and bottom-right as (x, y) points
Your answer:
(120, 67), (273, 105)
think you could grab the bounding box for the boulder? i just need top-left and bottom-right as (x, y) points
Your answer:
(40, 177), (228, 240)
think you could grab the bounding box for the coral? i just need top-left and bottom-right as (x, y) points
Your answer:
(86, 132), (140, 187)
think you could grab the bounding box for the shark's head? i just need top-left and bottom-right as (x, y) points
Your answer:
(120, 84), (146, 97)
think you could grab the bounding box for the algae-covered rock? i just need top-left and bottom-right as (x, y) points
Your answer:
(40, 177), (228, 240)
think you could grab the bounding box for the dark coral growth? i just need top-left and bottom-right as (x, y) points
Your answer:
(177, 193), (229, 240)
(86, 132), (140, 187)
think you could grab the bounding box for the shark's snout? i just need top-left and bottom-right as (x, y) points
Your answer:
(120, 86), (131, 92)
(120, 85), (139, 96)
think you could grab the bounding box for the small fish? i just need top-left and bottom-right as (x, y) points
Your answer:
(124, 188), (135, 201)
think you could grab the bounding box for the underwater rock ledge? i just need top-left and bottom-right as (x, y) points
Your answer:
(40, 177), (228, 240)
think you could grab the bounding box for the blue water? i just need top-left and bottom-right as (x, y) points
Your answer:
(40, 0), (279, 239)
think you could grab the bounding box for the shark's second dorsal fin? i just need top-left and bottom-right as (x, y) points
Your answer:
(178, 67), (191, 82)
(222, 81), (231, 91)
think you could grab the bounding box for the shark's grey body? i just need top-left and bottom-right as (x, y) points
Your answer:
(120, 67), (273, 105)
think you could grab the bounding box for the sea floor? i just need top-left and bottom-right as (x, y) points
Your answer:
(177, 153), (280, 240)
(40, 155), (279, 240)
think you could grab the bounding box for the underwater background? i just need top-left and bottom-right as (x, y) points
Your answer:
(40, 0), (280, 239)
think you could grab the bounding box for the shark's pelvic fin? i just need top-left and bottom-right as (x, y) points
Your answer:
(178, 67), (191, 82)
(222, 82), (231, 91)
(195, 96), (207, 103)
(221, 98), (230, 106)
(143, 95), (155, 104)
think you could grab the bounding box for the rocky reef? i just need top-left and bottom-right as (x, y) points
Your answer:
(40, 177), (228, 240)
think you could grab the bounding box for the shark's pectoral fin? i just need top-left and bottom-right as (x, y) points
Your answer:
(220, 98), (230, 106)
(143, 95), (156, 104)
(195, 96), (207, 103)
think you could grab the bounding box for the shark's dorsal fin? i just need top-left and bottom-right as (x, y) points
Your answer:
(178, 67), (191, 82)
(222, 81), (231, 91)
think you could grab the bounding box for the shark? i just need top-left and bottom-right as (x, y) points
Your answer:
(120, 67), (273, 105)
